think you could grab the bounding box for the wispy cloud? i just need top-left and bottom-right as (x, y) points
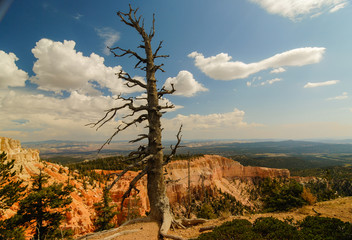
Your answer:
(270, 67), (286, 74)
(73, 13), (83, 20)
(249, 0), (348, 21)
(247, 77), (282, 87)
(330, 2), (348, 12)
(189, 47), (325, 81)
(304, 80), (339, 88)
(95, 27), (120, 55)
(327, 92), (348, 100)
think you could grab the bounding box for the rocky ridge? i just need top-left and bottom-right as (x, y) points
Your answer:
(1, 137), (290, 237)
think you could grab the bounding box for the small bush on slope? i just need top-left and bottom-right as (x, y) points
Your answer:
(193, 216), (352, 240)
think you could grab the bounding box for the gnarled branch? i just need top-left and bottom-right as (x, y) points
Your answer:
(118, 70), (147, 89)
(120, 167), (148, 210)
(158, 84), (175, 98)
(106, 155), (152, 192)
(164, 125), (183, 165)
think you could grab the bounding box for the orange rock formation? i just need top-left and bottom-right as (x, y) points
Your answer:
(0, 137), (290, 237)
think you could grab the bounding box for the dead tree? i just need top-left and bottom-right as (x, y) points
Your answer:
(88, 5), (184, 240)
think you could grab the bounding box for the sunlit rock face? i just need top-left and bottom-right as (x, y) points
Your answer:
(165, 155), (290, 207)
(0, 137), (40, 179)
(0, 137), (290, 236)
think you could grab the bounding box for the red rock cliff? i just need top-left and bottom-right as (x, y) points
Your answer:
(0, 137), (290, 237)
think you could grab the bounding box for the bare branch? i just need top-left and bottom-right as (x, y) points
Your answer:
(164, 125), (183, 165)
(109, 46), (146, 65)
(153, 41), (169, 59)
(158, 84), (175, 98)
(120, 167), (148, 210)
(118, 70), (147, 89)
(149, 13), (155, 39)
(158, 104), (175, 111)
(94, 113), (148, 152)
(153, 64), (166, 73)
(129, 134), (148, 143)
(106, 155), (152, 192)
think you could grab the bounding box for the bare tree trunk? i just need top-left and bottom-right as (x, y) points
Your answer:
(89, 5), (184, 239)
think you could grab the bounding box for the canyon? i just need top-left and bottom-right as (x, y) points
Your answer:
(0, 137), (290, 237)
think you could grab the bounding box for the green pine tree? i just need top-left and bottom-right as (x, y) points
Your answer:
(16, 170), (73, 240)
(93, 187), (118, 231)
(0, 152), (27, 240)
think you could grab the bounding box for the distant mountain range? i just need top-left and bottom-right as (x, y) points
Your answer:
(23, 139), (352, 156)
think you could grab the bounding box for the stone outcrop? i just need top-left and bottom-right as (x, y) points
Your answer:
(165, 155), (290, 207)
(0, 137), (291, 237)
(0, 137), (40, 179)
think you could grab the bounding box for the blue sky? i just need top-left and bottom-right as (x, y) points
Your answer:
(0, 0), (351, 142)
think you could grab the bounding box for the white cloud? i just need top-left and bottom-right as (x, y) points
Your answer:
(30, 38), (140, 95)
(0, 90), (123, 141)
(247, 77), (282, 87)
(270, 67), (286, 74)
(330, 2), (348, 12)
(0, 88), (181, 141)
(327, 92), (348, 100)
(163, 70), (208, 97)
(261, 78), (282, 86)
(162, 108), (261, 139)
(0, 51), (28, 89)
(249, 0), (348, 21)
(96, 27), (120, 55)
(189, 47), (325, 81)
(304, 80), (339, 88)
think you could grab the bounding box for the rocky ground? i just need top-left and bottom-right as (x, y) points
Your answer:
(78, 196), (352, 240)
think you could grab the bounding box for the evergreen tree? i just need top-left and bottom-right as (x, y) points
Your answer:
(0, 151), (26, 209)
(93, 187), (118, 231)
(16, 170), (73, 240)
(0, 152), (26, 240)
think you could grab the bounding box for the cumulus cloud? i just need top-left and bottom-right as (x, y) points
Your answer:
(1, 90), (118, 120)
(30, 38), (140, 95)
(249, 0), (348, 20)
(270, 67), (286, 74)
(327, 92), (348, 100)
(161, 108), (262, 139)
(189, 47), (325, 81)
(0, 90), (123, 141)
(0, 51), (28, 89)
(167, 108), (249, 129)
(304, 80), (339, 88)
(96, 27), (120, 55)
(163, 70), (208, 97)
(0, 88), (182, 141)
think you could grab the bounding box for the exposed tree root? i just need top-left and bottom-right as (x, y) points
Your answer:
(181, 218), (208, 227)
(199, 225), (216, 232)
(119, 216), (153, 227)
(103, 229), (141, 240)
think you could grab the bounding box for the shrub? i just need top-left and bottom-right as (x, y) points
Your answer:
(194, 216), (352, 240)
(260, 178), (306, 212)
(298, 216), (352, 240)
(301, 187), (316, 205)
(253, 217), (298, 240)
(196, 203), (217, 219)
(195, 219), (262, 240)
